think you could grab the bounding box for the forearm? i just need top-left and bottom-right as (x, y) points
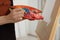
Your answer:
(0, 16), (12, 25)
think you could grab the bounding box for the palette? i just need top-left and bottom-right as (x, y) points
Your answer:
(10, 5), (44, 20)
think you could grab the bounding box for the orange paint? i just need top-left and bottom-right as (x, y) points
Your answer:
(10, 5), (42, 13)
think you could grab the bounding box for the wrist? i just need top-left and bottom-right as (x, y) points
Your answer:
(0, 16), (14, 25)
(4, 16), (14, 23)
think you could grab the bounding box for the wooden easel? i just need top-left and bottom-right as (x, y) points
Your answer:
(36, 0), (60, 40)
(49, 4), (60, 40)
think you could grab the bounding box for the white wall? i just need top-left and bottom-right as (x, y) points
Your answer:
(13, 0), (29, 5)
(55, 15), (60, 40)
(42, 0), (56, 24)
(55, 26), (60, 40)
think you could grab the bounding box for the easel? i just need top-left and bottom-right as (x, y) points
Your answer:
(36, 0), (60, 40)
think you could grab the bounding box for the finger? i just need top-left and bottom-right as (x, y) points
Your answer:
(11, 11), (24, 16)
(14, 13), (24, 18)
(14, 16), (25, 22)
(17, 17), (25, 22)
(12, 9), (25, 16)
(13, 8), (22, 11)
(14, 14), (24, 20)
(13, 8), (25, 13)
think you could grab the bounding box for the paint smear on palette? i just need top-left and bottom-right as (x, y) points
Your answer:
(10, 5), (44, 20)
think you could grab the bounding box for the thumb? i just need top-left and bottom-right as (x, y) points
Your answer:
(9, 8), (13, 12)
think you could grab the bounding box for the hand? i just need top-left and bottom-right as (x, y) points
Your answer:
(6, 8), (25, 23)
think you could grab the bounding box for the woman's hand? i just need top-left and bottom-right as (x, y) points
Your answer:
(6, 8), (25, 23)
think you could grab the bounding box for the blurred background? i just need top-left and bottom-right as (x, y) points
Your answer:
(13, 0), (46, 38)
(13, 0), (60, 40)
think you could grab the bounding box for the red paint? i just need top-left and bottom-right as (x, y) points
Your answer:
(11, 5), (44, 20)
